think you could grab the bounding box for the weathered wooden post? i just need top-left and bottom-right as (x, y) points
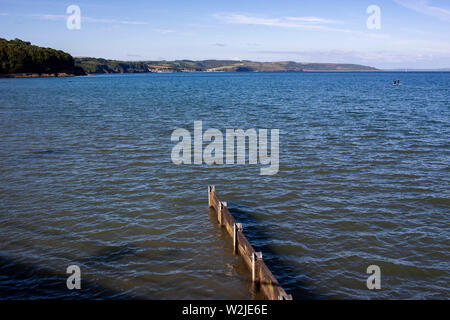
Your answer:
(233, 223), (242, 255)
(208, 185), (215, 208)
(252, 252), (263, 284)
(218, 201), (227, 226)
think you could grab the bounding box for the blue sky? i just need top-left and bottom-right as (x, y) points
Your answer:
(1, 0), (449, 69)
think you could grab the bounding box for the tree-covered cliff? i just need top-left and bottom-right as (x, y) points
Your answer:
(0, 38), (85, 75)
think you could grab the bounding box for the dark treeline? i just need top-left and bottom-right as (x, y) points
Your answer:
(0, 38), (85, 75)
(75, 57), (151, 74)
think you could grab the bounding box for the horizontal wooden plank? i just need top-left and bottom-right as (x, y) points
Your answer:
(222, 207), (236, 237)
(237, 231), (255, 270)
(259, 262), (286, 300)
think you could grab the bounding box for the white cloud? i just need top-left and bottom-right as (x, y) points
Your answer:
(26, 13), (149, 25)
(154, 29), (176, 34)
(256, 49), (450, 65)
(84, 17), (148, 25)
(395, 0), (450, 21)
(213, 13), (346, 31)
(27, 14), (65, 21)
(213, 13), (392, 38)
(153, 29), (194, 36)
(367, 33), (391, 39)
(285, 16), (343, 24)
(214, 13), (290, 27)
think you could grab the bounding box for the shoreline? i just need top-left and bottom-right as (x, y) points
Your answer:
(0, 72), (87, 79)
(1, 70), (448, 79)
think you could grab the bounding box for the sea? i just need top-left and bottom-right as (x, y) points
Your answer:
(0, 72), (448, 299)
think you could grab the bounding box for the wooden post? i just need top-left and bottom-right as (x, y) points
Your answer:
(218, 201), (227, 226)
(233, 223), (242, 254)
(208, 185), (215, 208)
(252, 252), (263, 283)
(251, 253), (255, 282)
(256, 252), (263, 284)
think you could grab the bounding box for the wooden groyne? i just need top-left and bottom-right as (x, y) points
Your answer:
(208, 186), (293, 300)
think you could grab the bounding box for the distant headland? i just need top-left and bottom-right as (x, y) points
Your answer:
(75, 57), (378, 74)
(0, 38), (379, 78)
(0, 38), (85, 78)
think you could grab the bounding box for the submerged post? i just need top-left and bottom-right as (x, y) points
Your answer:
(252, 252), (263, 283)
(218, 201), (227, 226)
(208, 185), (215, 208)
(233, 223), (243, 255)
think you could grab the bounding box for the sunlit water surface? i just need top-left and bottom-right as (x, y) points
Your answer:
(0, 72), (448, 299)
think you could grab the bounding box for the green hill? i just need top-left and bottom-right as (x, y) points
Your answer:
(0, 38), (85, 75)
(75, 57), (378, 73)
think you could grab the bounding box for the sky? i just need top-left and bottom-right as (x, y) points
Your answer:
(1, 0), (450, 69)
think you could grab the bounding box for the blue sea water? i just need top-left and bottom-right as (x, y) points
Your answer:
(0, 72), (448, 299)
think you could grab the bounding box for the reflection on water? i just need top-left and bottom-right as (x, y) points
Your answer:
(0, 72), (448, 299)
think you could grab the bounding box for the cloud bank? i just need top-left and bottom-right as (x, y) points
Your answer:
(395, 0), (450, 21)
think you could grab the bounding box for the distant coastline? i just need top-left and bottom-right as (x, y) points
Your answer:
(2, 70), (449, 79)
(1, 38), (378, 78)
(2, 38), (449, 79)
(0, 72), (85, 78)
(74, 57), (378, 74)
